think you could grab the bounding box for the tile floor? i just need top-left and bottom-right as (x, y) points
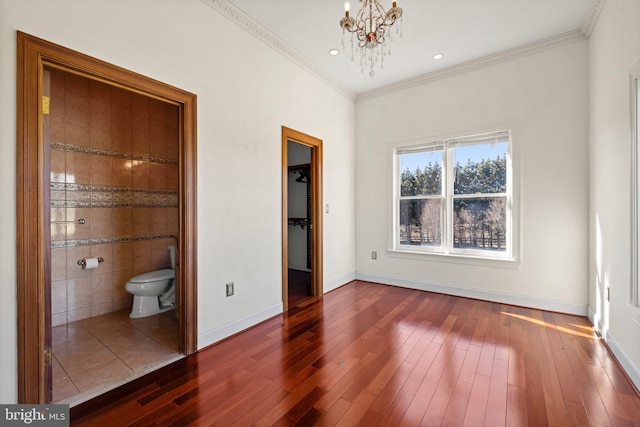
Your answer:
(52, 309), (181, 405)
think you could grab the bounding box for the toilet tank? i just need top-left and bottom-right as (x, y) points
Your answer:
(168, 245), (176, 270)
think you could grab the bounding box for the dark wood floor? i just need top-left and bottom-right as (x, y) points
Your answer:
(71, 281), (640, 426)
(288, 269), (312, 307)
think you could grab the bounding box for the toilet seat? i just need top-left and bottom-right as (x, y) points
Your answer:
(129, 269), (175, 283)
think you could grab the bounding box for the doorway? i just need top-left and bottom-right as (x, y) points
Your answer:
(281, 127), (323, 310)
(17, 32), (198, 403)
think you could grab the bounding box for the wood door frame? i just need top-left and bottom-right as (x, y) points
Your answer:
(16, 31), (198, 403)
(282, 127), (323, 310)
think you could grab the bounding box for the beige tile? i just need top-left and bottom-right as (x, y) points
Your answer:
(112, 158), (132, 187)
(131, 94), (150, 154)
(52, 322), (92, 347)
(51, 223), (67, 241)
(166, 164), (179, 191)
(58, 343), (118, 376)
(66, 307), (91, 324)
(90, 154), (112, 186)
(51, 248), (67, 281)
(50, 112), (66, 143)
(70, 358), (133, 393)
(165, 105), (180, 162)
(52, 313), (67, 328)
(150, 241), (172, 270)
(66, 207), (91, 240)
(65, 151), (91, 184)
(91, 208), (113, 239)
(167, 208), (179, 233)
(89, 80), (112, 125)
(111, 90), (132, 154)
(91, 272), (114, 305)
(112, 208), (133, 237)
(92, 301), (114, 317)
(132, 208), (151, 236)
(131, 160), (150, 189)
(113, 270), (133, 300)
(112, 242), (133, 271)
(96, 326), (145, 347)
(65, 113), (90, 147)
(50, 150), (66, 183)
(147, 162), (166, 189)
(67, 276), (91, 310)
(112, 335), (175, 371)
(52, 356), (79, 403)
(51, 280), (67, 314)
(65, 72), (90, 117)
(133, 240), (151, 270)
(90, 117), (112, 150)
(150, 208), (167, 235)
(91, 243), (113, 274)
(66, 246), (91, 278)
(114, 296), (133, 312)
(54, 333), (105, 360)
(51, 207), (66, 222)
(79, 312), (131, 339)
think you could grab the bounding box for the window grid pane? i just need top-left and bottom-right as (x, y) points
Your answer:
(452, 196), (507, 252)
(394, 131), (512, 258)
(399, 199), (442, 247)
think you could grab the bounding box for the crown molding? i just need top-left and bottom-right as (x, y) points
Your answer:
(356, 30), (587, 102)
(200, 0), (356, 101)
(201, 0), (604, 104)
(580, 0), (606, 37)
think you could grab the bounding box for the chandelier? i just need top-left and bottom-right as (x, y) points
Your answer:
(340, 0), (404, 77)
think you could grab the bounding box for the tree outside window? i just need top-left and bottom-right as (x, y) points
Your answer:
(395, 131), (511, 258)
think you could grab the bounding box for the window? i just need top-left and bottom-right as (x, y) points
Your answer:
(393, 130), (514, 260)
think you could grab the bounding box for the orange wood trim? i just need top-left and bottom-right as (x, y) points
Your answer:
(282, 126), (323, 309)
(16, 31), (198, 403)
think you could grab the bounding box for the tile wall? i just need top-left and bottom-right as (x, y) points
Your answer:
(47, 69), (180, 327)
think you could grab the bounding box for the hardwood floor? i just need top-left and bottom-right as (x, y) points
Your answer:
(288, 269), (312, 307)
(71, 281), (640, 426)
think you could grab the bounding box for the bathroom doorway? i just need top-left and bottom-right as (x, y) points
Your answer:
(281, 127), (323, 310)
(17, 32), (198, 404)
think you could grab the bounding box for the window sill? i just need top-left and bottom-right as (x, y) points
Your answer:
(388, 249), (522, 269)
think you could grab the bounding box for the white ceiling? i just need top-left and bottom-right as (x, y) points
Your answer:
(223, 0), (593, 95)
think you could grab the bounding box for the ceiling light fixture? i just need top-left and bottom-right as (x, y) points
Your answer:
(433, 53), (443, 60)
(340, 0), (403, 77)
(329, 48), (340, 56)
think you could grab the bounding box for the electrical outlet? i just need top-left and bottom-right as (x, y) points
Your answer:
(226, 282), (234, 297)
(371, 251), (377, 260)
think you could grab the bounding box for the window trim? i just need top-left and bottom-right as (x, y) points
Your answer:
(389, 129), (520, 263)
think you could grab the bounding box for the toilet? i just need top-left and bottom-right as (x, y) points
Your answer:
(125, 245), (176, 318)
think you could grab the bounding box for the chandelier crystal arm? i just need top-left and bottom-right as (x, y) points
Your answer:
(339, 0), (403, 76)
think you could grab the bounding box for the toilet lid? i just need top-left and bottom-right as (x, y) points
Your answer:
(129, 269), (175, 283)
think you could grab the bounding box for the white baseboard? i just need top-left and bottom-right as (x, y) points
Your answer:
(325, 271), (356, 293)
(355, 272), (587, 316)
(198, 302), (283, 349)
(603, 330), (640, 392)
(587, 305), (603, 332)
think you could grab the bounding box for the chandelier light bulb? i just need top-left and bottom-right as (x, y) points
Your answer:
(339, 0), (403, 77)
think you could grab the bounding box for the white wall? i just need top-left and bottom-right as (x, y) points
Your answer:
(589, 0), (640, 389)
(355, 41), (590, 314)
(0, 0), (355, 403)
